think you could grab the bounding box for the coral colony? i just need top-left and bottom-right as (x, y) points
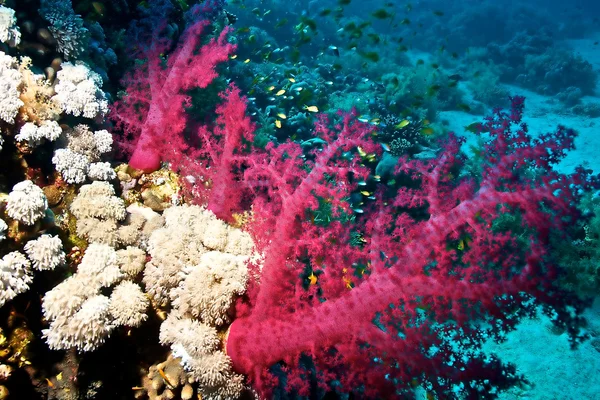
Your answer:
(0, 0), (599, 399)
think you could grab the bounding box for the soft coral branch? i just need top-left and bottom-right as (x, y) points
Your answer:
(109, 19), (235, 171)
(226, 97), (596, 398)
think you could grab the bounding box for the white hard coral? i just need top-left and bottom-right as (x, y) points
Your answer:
(71, 181), (125, 221)
(0, 51), (23, 125)
(0, 251), (32, 307)
(0, 6), (20, 47)
(52, 62), (108, 119)
(15, 120), (62, 146)
(41, 243), (130, 352)
(44, 295), (115, 352)
(116, 246), (146, 277)
(143, 205), (255, 307)
(23, 234), (65, 271)
(108, 281), (148, 327)
(6, 180), (48, 225)
(52, 125), (115, 183)
(70, 181), (129, 245)
(159, 314), (245, 400)
(52, 148), (89, 184)
(171, 251), (248, 326)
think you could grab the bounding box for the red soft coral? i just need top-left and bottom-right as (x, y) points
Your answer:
(109, 19), (235, 172)
(225, 97), (595, 398)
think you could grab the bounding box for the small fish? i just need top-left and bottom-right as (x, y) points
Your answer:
(308, 272), (318, 285)
(277, 113), (287, 119)
(360, 190), (371, 196)
(244, 58), (251, 64)
(373, 175), (381, 182)
(420, 127), (435, 136)
(275, 120), (282, 128)
(381, 143), (391, 152)
(372, 9), (394, 19)
(275, 18), (288, 29)
(329, 45), (340, 57)
(275, 89), (286, 96)
(357, 146), (367, 157)
(457, 103), (471, 112)
(267, 85), (275, 91)
(433, 10), (444, 16)
(464, 122), (484, 133)
(324, 81), (334, 85)
(358, 180), (367, 186)
(395, 119), (410, 129)
(368, 33), (381, 44)
(448, 74), (462, 81)
(304, 105), (319, 112)
(361, 51), (380, 62)
(458, 239), (465, 251)
(289, 77), (296, 83)
(352, 208), (364, 214)
(91, 2), (105, 16)
(427, 84), (441, 96)
(319, 8), (332, 17)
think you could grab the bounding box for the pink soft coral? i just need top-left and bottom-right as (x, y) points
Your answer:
(225, 97), (595, 398)
(109, 19), (235, 172)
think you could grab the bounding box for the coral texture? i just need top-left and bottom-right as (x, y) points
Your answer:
(0, 5), (20, 47)
(109, 18), (236, 172)
(223, 97), (595, 398)
(6, 180), (48, 225)
(52, 62), (108, 118)
(0, 252), (32, 307)
(23, 234), (65, 271)
(0, 51), (23, 124)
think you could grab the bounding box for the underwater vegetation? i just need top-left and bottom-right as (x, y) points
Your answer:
(0, 0), (599, 399)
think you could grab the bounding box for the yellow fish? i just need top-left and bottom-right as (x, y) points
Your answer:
(304, 105), (319, 112)
(275, 120), (282, 128)
(395, 119), (410, 129)
(421, 127), (435, 136)
(360, 191), (371, 196)
(277, 113), (287, 119)
(244, 58), (251, 64)
(289, 78), (296, 82)
(308, 272), (317, 285)
(267, 85), (275, 91)
(230, 54), (238, 59)
(275, 89), (286, 96)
